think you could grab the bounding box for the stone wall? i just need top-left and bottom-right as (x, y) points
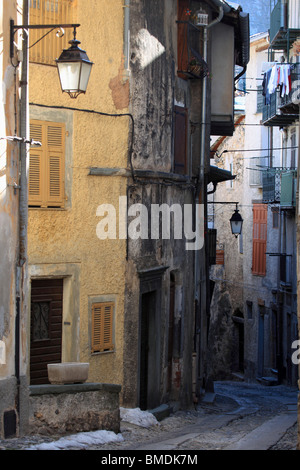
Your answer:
(29, 383), (121, 436)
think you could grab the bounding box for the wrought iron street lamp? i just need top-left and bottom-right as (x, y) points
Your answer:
(229, 204), (243, 237)
(56, 27), (93, 99)
(10, 20), (93, 99)
(211, 202), (243, 237)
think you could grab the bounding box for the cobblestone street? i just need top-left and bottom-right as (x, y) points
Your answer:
(0, 380), (298, 451)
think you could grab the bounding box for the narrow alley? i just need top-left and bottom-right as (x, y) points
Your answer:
(0, 380), (297, 451)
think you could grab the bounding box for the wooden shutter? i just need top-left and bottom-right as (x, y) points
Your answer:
(29, 120), (65, 208)
(177, 0), (190, 78)
(92, 302), (114, 353)
(47, 124), (65, 206)
(174, 106), (188, 174)
(252, 204), (267, 276)
(29, 0), (77, 65)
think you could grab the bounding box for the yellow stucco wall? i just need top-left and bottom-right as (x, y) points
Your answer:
(28, 0), (129, 387)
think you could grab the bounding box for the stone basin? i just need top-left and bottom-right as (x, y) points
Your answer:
(47, 362), (89, 385)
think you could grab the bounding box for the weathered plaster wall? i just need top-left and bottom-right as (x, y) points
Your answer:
(122, 0), (196, 409)
(27, 0), (128, 387)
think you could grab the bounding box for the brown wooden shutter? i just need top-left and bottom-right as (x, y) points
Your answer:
(216, 249), (225, 265)
(29, 120), (65, 208)
(174, 105), (188, 174)
(92, 302), (114, 353)
(252, 204), (267, 276)
(177, 0), (189, 79)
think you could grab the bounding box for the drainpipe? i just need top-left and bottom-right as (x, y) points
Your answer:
(199, 6), (224, 201)
(16, 0), (29, 431)
(194, 5), (224, 401)
(123, 0), (130, 81)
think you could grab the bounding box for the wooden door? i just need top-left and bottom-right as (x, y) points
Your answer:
(30, 279), (63, 385)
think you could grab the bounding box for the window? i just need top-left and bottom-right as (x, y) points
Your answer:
(246, 301), (253, 319)
(29, 0), (77, 65)
(91, 302), (114, 353)
(174, 105), (188, 174)
(29, 120), (65, 208)
(252, 204), (267, 276)
(272, 209), (279, 228)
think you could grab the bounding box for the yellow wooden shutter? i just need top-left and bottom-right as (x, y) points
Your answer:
(92, 302), (114, 353)
(29, 0), (78, 65)
(29, 122), (43, 206)
(29, 120), (65, 208)
(46, 124), (65, 206)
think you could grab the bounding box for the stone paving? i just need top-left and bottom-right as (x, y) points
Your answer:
(0, 380), (298, 451)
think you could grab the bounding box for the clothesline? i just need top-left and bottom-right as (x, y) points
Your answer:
(262, 63), (293, 105)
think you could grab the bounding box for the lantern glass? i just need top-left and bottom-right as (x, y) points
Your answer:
(230, 209), (243, 237)
(57, 60), (92, 98)
(56, 32), (93, 99)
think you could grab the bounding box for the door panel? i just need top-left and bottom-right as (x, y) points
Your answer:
(30, 279), (63, 385)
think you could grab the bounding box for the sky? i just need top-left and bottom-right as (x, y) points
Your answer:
(234, 0), (271, 36)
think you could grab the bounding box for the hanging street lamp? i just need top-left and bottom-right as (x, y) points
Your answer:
(56, 27), (93, 99)
(10, 21), (93, 99)
(211, 201), (243, 237)
(229, 204), (243, 237)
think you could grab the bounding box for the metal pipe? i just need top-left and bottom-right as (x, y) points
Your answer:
(124, 0), (130, 74)
(199, 6), (224, 200)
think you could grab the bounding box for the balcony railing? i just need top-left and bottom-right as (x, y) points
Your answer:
(262, 63), (300, 126)
(280, 63), (300, 112)
(262, 168), (296, 208)
(270, 0), (300, 52)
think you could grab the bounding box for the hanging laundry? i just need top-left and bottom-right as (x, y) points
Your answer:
(262, 63), (292, 103)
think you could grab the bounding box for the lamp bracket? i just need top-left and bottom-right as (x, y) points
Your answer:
(10, 19), (80, 59)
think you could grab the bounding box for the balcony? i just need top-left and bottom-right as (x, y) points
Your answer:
(269, 0), (300, 53)
(262, 63), (300, 127)
(262, 168), (296, 208)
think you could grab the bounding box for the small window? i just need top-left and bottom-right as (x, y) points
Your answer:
(91, 302), (114, 353)
(29, 120), (65, 208)
(174, 105), (188, 174)
(272, 210), (279, 228)
(246, 301), (253, 319)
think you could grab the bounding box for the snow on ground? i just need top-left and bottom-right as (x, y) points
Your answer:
(27, 407), (159, 450)
(120, 407), (160, 428)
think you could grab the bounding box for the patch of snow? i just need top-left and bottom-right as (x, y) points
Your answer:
(26, 407), (159, 450)
(120, 407), (160, 428)
(27, 430), (124, 450)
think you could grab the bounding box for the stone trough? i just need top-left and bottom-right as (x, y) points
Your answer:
(47, 362), (89, 385)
